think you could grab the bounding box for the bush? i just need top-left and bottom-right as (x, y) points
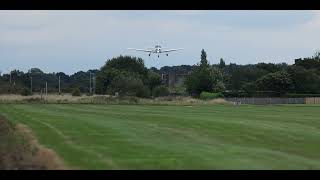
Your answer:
(25, 97), (42, 103)
(199, 91), (224, 100)
(136, 86), (151, 98)
(107, 74), (151, 98)
(72, 88), (81, 96)
(152, 85), (170, 97)
(20, 88), (32, 96)
(213, 81), (226, 93)
(169, 85), (187, 96)
(127, 96), (139, 103)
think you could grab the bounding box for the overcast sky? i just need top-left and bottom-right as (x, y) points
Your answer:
(1, 10), (320, 75)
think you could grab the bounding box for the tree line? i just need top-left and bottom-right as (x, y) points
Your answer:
(0, 68), (99, 95)
(1, 50), (320, 97)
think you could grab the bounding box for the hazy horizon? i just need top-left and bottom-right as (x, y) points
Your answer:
(1, 10), (320, 75)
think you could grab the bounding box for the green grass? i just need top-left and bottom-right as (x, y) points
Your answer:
(1, 104), (320, 169)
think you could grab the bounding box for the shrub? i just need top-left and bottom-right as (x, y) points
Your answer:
(128, 96), (139, 103)
(199, 91), (224, 100)
(152, 85), (170, 97)
(136, 86), (151, 98)
(169, 85), (187, 96)
(25, 97), (42, 103)
(147, 70), (162, 92)
(107, 74), (150, 98)
(213, 81), (226, 93)
(20, 88), (32, 96)
(72, 88), (81, 96)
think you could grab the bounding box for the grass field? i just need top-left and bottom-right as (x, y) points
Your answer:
(1, 104), (320, 169)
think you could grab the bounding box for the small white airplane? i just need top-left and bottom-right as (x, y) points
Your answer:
(128, 45), (183, 58)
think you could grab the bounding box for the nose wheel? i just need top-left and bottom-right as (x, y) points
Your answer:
(158, 55), (159, 58)
(149, 54), (151, 56)
(166, 54), (168, 56)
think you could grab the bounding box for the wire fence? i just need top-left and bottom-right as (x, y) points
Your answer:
(224, 97), (320, 105)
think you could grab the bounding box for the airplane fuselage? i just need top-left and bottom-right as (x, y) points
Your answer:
(128, 44), (181, 58)
(150, 46), (162, 57)
(154, 45), (161, 53)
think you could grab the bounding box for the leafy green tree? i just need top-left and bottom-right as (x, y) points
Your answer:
(146, 70), (162, 92)
(313, 50), (320, 60)
(295, 55), (320, 70)
(219, 58), (226, 69)
(152, 85), (170, 97)
(72, 88), (81, 96)
(200, 49), (209, 68)
(96, 56), (148, 94)
(256, 63), (287, 73)
(213, 81), (225, 93)
(256, 71), (293, 95)
(287, 65), (320, 93)
(20, 87), (32, 96)
(185, 49), (224, 96)
(108, 73), (149, 97)
(224, 64), (269, 91)
(241, 82), (256, 94)
(211, 66), (225, 92)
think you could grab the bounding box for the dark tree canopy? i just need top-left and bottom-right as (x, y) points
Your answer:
(287, 65), (320, 94)
(256, 71), (293, 95)
(185, 50), (224, 96)
(96, 56), (149, 94)
(200, 49), (209, 67)
(146, 70), (162, 92)
(219, 58), (226, 69)
(1, 51), (320, 97)
(95, 55), (161, 97)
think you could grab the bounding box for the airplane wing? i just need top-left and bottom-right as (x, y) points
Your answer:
(128, 48), (153, 52)
(161, 48), (183, 53)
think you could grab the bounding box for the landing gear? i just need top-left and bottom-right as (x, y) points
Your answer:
(149, 54), (151, 56)
(158, 55), (159, 58)
(166, 54), (168, 56)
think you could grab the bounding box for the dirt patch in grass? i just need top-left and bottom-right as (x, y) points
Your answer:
(0, 116), (67, 170)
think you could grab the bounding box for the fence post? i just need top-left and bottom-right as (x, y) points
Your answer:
(269, 97), (271, 104)
(40, 89), (43, 101)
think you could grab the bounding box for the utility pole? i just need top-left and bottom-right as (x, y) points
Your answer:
(58, 76), (61, 95)
(89, 72), (92, 95)
(46, 81), (47, 97)
(30, 76), (33, 94)
(93, 74), (95, 95)
(9, 71), (12, 84)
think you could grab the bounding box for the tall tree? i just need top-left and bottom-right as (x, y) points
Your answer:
(219, 58), (226, 69)
(200, 49), (209, 67)
(313, 50), (320, 60)
(185, 49), (224, 96)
